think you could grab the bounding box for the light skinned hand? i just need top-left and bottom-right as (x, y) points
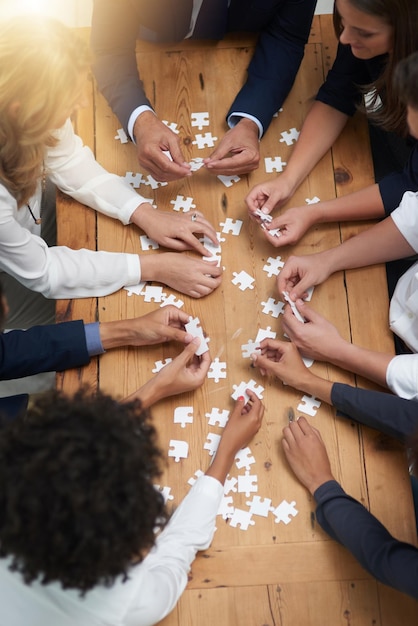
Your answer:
(124, 306), (193, 346)
(251, 339), (311, 388)
(131, 204), (219, 255)
(263, 204), (317, 248)
(246, 175), (295, 219)
(140, 252), (223, 298)
(282, 416), (335, 495)
(204, 119), (260, 175)
(133, 111), (191, 182)
(277, 253), (332, 300)
(282, 300), (345, 362)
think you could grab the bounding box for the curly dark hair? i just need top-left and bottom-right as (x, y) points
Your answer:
(0, 388), (167, 593)
(393, 52), (418, 109)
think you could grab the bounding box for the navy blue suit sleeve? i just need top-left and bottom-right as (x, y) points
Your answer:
(315, 43), (371, 116)
(315, 480), (418, 599)
(0, 321), (90, 380)
(331, 383), (418, 442)
(227, 0), (316, 134)
(379, 142), (418, 214)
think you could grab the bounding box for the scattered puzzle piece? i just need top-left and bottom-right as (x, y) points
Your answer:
(246, 495), (272, 517)
(203, 432), (221, 456)
(124, 282), (146, 297)
(173, 406), (194, 428)
(229, 508), (255, 530)
(279, 127), (300, 146)
(152, 358), (172, 373)
(144, 174), (167, 189)
(217, 495), (235, 519)
(154, 485), (175, 504)
(115, 128), (129, 143)
(263, 256), (285, 278)
(124, 171), (144, 188)
(237, 470), (258, 497)
(143, 285), (167, 303)
(205, 407), (230, 428)
(192, 132), (217, 149)
(139, 235), (159, 250)
(265, 156), (286, 173)
(191, 111), (210, 130)
(232, 270), (255, 291)
(297, 394), (322, 416)
(219, 218), (243, 236)
(160, 294), (184, 309)
(305, 196), (320, 204)
(261, 297), (285, 318)
(187, 469), (204, 487)
(271, 499), (298, 524)
(168, 439), (189, 462)
(255, 327), (277, 343)
(170, 195), (196, 213)
(217, 174), (241, 187)
(235, 447), (255, 471)
(207, 357), (227, 383)
(224, 475), (238, 494)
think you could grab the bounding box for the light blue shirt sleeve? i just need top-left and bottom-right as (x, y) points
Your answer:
(84, 322), (105, 357)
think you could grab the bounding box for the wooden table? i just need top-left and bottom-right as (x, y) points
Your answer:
(57, 16), (418, 625)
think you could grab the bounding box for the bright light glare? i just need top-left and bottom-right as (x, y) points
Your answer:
(0, 0), (57, 19)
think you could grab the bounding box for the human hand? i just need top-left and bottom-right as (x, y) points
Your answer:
(133, 111), (191, 182)
(131, 204), (218, 256)
(277, 253), (332, 300)
(203, 118), (260, 175)
(124, 306), (193, 346)
(246, 175), (295, 219)
(282, 300), (346, 362)
(140, 252), (223, 298)
(206, 390), (264, 484)
(263, 205), (318, 248)
(282, 416), (334, 495)
(134, 339), (211, 407)
(251, 339), (312, 389)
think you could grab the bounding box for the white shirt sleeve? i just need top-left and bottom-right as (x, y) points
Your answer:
(386, 354), (418, 401)
(0, 185), (141, 299)
(46, 119), (150, 225)
(390, 191), (418, 253)
(124, 475), (223, 626)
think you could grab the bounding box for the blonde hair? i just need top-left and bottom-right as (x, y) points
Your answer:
(0, 17), (90, 206)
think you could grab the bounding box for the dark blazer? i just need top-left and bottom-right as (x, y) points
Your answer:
(0, 321), (90, 420)
(91, 0), (316, 135)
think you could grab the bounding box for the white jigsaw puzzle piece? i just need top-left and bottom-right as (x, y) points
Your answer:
(168, 439), (189, 462)
(173, 406), (194, 428)
(185, 316), (210, 356)
(282, 291), (306, 323)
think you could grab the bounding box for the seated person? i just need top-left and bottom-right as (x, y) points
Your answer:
(0, 387), (264, 625)
(91, 0), (317, 180)
(0, 16), (221, 331)
(251, 339), (418, 599)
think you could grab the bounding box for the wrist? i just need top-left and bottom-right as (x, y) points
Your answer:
(307, 473), (335, 496)
(100, 320), (136, 350)
(131, 377), (162, 409)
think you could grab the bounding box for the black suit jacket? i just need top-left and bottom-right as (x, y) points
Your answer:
(91, 0), (316, 135)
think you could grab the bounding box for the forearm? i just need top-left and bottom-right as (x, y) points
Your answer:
(99, 319), (141, 350)
(324, 340), (392, 389)
(318, 215), (416, 275)
(280, 102), (348, 194)
(311, 184), (385, 224)
(205, 444), (236, 485)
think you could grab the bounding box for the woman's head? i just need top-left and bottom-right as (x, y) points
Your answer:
(0, 17), (90, 206)
(334, 0), (418, 134)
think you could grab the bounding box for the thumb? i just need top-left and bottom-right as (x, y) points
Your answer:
(293, 299), (319, 323)
(178, 337), (200, 361)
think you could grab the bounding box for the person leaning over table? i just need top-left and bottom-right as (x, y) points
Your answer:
(0, 16), (222, 330)
(0, 279), (206, 419)
(251, 338), (418, 600)
(0, 386), (264, 626)
(246, 0), (418, 244)
(90, 0), (317, 181)
(273, 53), (418, 400)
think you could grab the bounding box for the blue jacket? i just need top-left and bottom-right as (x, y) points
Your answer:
(91, 0), (316, 135)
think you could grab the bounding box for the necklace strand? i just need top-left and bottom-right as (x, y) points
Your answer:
(26, 165), (46, 225)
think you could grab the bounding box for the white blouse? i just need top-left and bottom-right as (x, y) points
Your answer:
(0, 119), (148, 299)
